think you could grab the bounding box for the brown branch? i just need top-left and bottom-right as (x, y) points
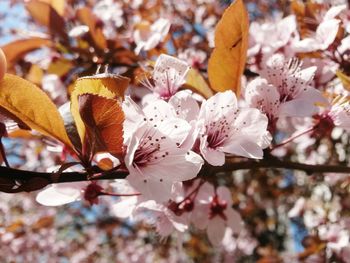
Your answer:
(0, 166), (128, 193)
(219, 158), (350, 175)
(1, 157), (350, 193)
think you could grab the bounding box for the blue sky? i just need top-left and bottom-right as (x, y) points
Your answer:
(0, 1), (28, 45)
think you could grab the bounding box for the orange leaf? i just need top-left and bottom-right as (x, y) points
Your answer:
(8, 129), (38, 139)
(1, 37), (51, 69)
(71, 74), (130, 145)
(208, 0), (249, 95)
(0, 74), (72, 148)
(76, 7), (107, 50)
(40, 0), (66, 15)
(183, 69), (214, 99)
(79, 94), (124, 156)
(25, 0), (68, 41)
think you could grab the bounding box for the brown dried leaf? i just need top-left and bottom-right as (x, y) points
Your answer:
(71, 74), (129, 145)
(79, 94), (124, 156)
(25, 0), (68, 41)
(76, 7), (107, 50)
(1, 37), (51, 69)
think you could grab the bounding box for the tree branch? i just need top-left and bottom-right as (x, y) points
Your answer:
(218, 158), (350, 175)
(1, 157), (349, 193)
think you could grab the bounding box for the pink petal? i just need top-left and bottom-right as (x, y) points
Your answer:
(245, 78), (280, 119)
(316, 19), (340, 50)
(207, 217), (226, 246)
(200, 135), (226, 166)
(168, 90), (200, 122)
(112, 196), (139, 218)
(226, 208), (243, 234)
(216, 186), (233, 206)
(221, 135), (264, 159)
(324, 5), (346, 21)
(143, 151), (203, 181)
(143, 99), (176, 122)
(127, 174), (174, 202)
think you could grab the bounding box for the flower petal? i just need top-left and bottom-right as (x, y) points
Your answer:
(127, 173), (174, 202)
(207, 217), (226, 246)
(226, 208), (243, 234)
(36, 183), (83, 206)
(200, 135), (226, 166)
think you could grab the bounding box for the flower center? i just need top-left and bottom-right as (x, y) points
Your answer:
(312, 113), (335, 138)
(206, 117), (230, 149)
(133, 133), (168, 168)
(209, 195), (227, 220)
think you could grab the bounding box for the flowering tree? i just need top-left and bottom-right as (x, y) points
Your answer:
(1, 0), (350, 261)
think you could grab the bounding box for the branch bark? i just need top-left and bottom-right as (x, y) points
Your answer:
(1, 157), (349, 193)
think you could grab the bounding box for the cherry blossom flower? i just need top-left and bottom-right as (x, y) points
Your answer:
(328, 96), (350, 131)
(303, 57), (339, 87)
(293, 5), (346, 53)
(248, 15), (297, 58)
(123, 97), (203, 202)
(112, 195), (140, 219)
(93, 0), (124, 39)
(307, 95), (350, 138)
(136, 200), (188, 237)
(192, 183), (242, 246)
(198, 90), (270, 166)
(245, 56), (326, 126)
(245, 78), (280, 125)
(110, 180), (142, 219)
(133, 18), (171, 55)
(142, 54), (190, 101)
(112, 182), (189, 237)
(178, 48), (207, 69)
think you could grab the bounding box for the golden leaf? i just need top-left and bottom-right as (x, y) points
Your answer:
(183, 69), (214, 99)
(0, 74), (72, 148)
(208, 0), (249, 95)
(71, 74), (130, 145)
